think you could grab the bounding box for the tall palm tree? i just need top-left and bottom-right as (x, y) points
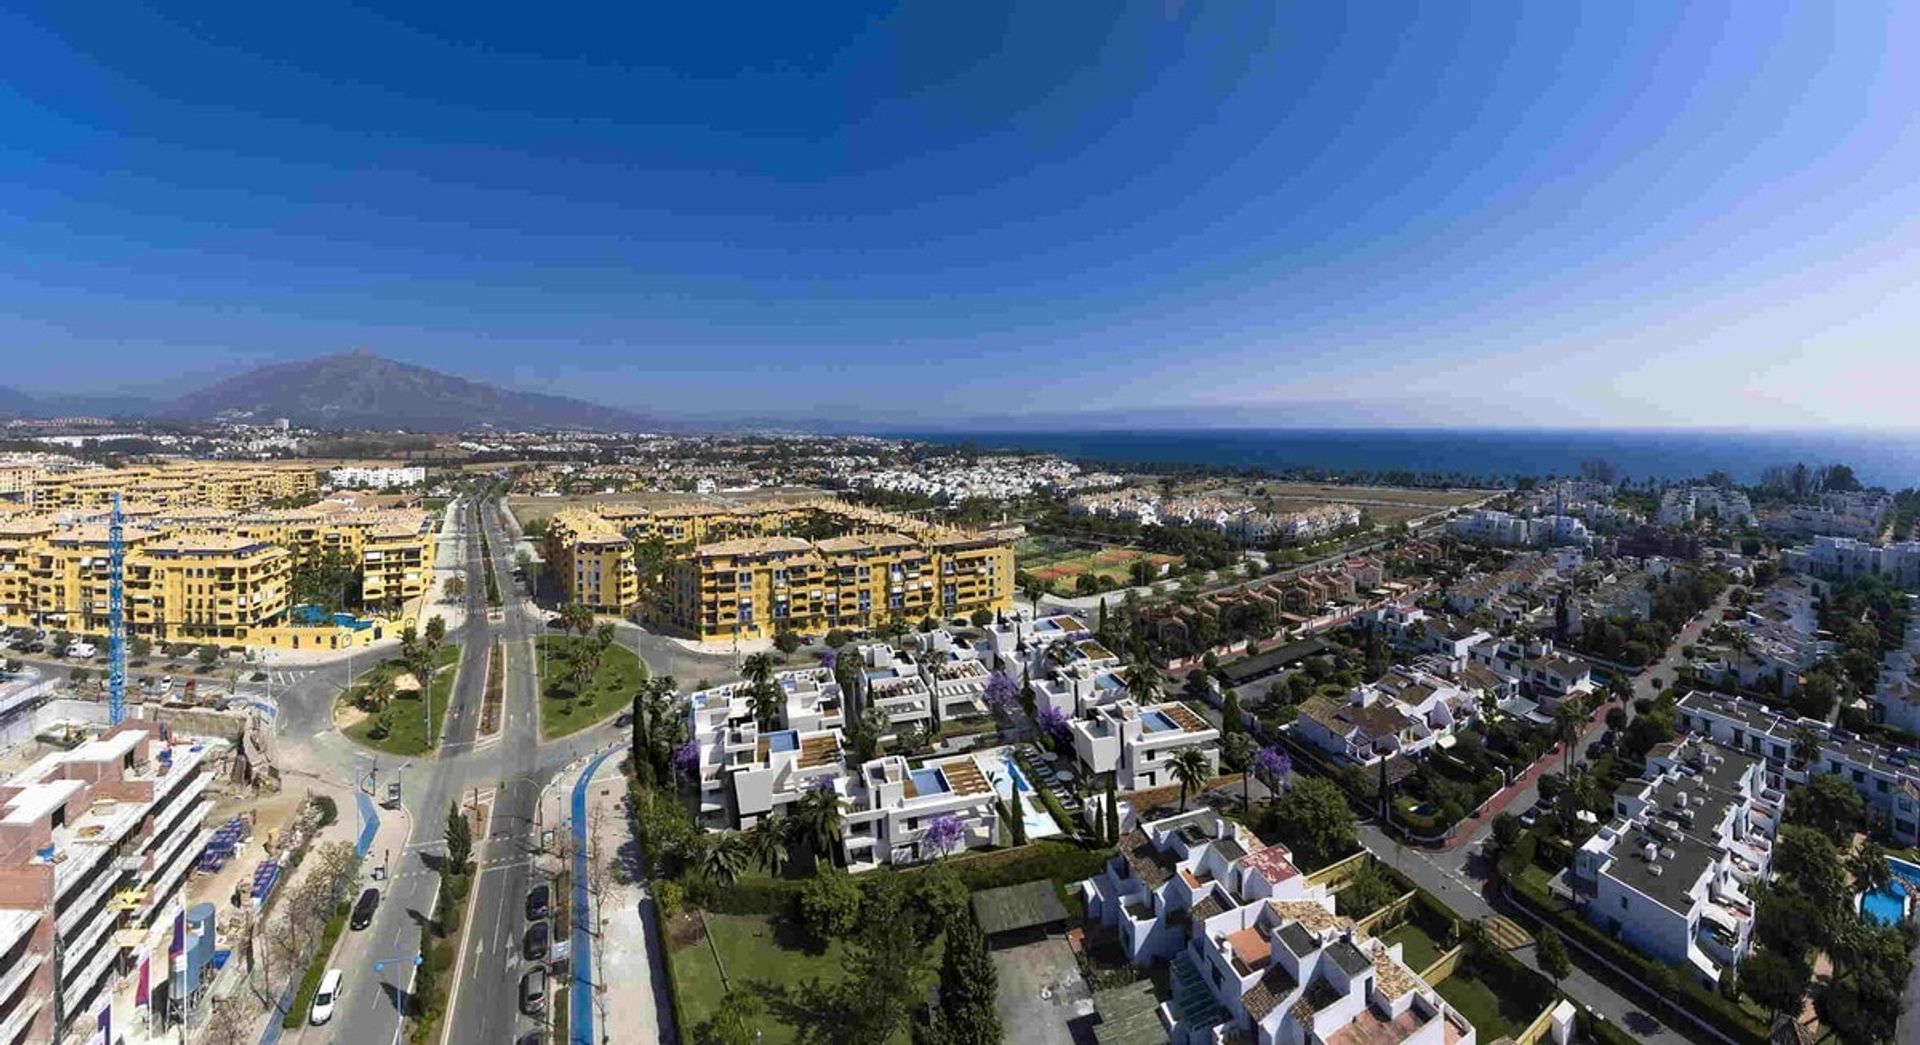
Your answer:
(1851, 840), (1892, 894)
(742, 652), (780, 731)
(796, 785), (844, 868)
(748, 814), (792, 878)
(1126, 657), (1164, 705)
(1554, 700), (1584, 777)
(700, 830), (751, 887)
(1169, 747), (1210, 812)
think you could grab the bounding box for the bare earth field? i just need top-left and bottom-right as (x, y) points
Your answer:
(507, 487), (826, 527)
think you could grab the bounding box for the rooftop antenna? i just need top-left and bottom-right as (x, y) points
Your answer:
(109, 492), (127, 725)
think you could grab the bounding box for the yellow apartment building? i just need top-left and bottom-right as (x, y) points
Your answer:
(0, 496), (434, 646)
(542, 498), (1014, 640)
(546, 508), (639, 612)
(125, 534), (293, 643)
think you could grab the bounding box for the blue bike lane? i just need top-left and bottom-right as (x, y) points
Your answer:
(569, 748), (619, 1045)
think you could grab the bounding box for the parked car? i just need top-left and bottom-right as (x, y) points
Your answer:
(351, 888), (381, 930)
(523, 920), (550, 962)
(1517, 804), (1541, 829)
(310, 969), (343, 1025)
(516, 1033), (547, 1045)
(157, 676), (174, 694)
(519, 968), (548, 1015)
(614, 710), (633, 727)
(21, 642), (44, 655)
(69, 642), (96, 659)
(526, 884), (550, 922)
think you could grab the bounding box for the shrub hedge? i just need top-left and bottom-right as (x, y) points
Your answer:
(692, 840), (1114, 917)
(282, 900), (351, 1028)
(1504, 869), (1765, 1045)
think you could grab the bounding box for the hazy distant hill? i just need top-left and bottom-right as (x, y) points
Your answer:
(154, 350), (656, 432)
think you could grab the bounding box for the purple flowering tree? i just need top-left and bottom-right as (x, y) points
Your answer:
(922, 812), (966, 859)
(1035, 704), (1071, 747)
(670, 741), (699, 780)
(1256, 746), (1291, 791)
(983, 671), (1019, 720)
(820, 648), (837, 671)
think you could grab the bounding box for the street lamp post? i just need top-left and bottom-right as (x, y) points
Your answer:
(371, 952), (423, 1045)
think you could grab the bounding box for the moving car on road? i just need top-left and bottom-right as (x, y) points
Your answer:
(351, 887), (381, 930)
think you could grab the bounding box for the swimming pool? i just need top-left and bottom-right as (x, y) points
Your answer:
(1142, 710), (1179, 733)
(766, 730), (798, 753)
(1862, 880), (1908, 926)
(909, 768), (949, 795)
(981, 750), (1060, 840)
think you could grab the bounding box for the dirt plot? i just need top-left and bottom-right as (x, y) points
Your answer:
(507, 487), (825, 527)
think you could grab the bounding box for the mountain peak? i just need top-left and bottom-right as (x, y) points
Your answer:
(155, 351), (656, 432)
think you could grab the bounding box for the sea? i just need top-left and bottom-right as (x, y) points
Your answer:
(891, 428), (1920, 489)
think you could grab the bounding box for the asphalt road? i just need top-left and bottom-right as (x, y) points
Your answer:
(329, 495), (497, 1045)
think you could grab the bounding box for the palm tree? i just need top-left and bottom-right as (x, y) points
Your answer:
(700, 830), (751, 887)
(742, 652), (780, 731)
(748, 814), (792, 878)
(595, 621), (616, 651)
(1169, 747), (1210, 812)
(1126, 657), (1164, 705)
(1851, 840), (1892, 894)
(562, 602), (595, 639)
(1554, 700), (1584, 777)
(795, 785), (844, 868)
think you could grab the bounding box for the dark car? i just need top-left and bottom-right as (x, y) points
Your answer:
(515, 1033), (546, 1045)
(526, 884), (550, 922)
(519, 968), (548, 1015)
(524, 919), (550, 962)
(350, 888), (381, 930)
(22, 642), (44, 654)
(614, 710), (633, 727)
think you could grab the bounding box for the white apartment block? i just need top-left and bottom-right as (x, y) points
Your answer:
(1657, 487), (1754, 527)
(984, 611), (1094, 671)
(1760, 502), (1883, 540)
(0, 721), (221, 1043)
(1573, 736), (1777, 988)
(1675, 690), (1920, 847)
(838, 752), (1003, 870)
(1081, 809), (1476, 1045)
(1784, 535), (1920, 588)
(686, 676), (847, 831)
(1070, 701), (1219, 791)
(1446, 509), (1590, 549)
(851, 644), (935, 736)
(325, 465), (426, 489)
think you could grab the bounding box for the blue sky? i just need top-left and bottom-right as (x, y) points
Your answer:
(3, 2), (1917, 427)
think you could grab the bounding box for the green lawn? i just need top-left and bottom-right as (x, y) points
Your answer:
(1433, 966), (1537, 1040)
(1379, 920), (1443, 974)
(537, 636), (646, 738)
(671, 913), (935, 1045)
(342, 644), (461, 756)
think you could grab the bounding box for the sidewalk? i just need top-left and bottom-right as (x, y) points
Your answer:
(1433, 696), (1616, 854)
(579, 755), (671, 1045)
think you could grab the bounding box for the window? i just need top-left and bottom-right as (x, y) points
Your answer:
(1619, 896), (1629, 910)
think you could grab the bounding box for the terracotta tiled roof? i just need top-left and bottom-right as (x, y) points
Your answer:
(1118, 828), (1173, 888)
(1241, 964), (1298, 1021)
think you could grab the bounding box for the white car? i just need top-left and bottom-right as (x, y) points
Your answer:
(310, 969), (342, 1025)
(69, 642), (97, 659)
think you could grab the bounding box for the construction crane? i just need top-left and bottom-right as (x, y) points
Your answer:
(109, 492), (126, 725)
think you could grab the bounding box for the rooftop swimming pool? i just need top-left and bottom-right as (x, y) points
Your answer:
(909, 768), (949, 795)
(1141, 710), (1180, 733)
(767, 730), (799, 753)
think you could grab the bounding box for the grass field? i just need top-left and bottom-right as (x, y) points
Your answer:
(536, 636), (646, 737)
(342, 643), (461, 756)
(1433, 965), (1538, 1040)
(670, 913), (934, 1044)
(1378, 920), (1443, 975)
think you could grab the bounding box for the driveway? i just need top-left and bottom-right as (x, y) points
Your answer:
(990, 934), (1093, 1045)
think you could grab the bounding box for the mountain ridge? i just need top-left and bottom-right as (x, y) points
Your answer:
(0, 351), (660, 432)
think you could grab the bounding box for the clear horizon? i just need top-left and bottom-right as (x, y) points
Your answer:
(5, 4), (1918, 429)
